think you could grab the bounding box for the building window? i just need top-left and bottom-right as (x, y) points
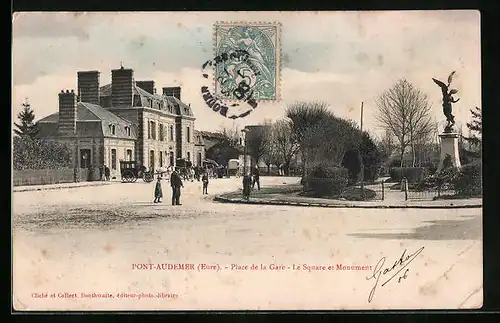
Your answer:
(159, 124), (164, 141)
(148, 121), (156, 140)
(111, 149), (117, 170)
(198, 152), (202, 166)
(169, 125), (174, 141)
(159, 151), (163, 167)
(187, 152), (191, 161)
(125, 126), (131, 136)
(109, 124), (116, 135)
(186, 126), (191, 143)
(126, 149), (133, 161)
(169, 151), (174, 166)
(149, 150), (155, 170)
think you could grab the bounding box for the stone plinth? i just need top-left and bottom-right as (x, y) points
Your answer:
(438, 132), (461, 171)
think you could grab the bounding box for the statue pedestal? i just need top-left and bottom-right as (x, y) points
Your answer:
(438, 132), (461, 171)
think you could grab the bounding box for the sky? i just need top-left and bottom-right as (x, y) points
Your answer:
(12, 11), (481, 138)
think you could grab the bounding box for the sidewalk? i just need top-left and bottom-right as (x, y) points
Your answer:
(13, 180), (120, 192)
(214, 190), (482, 209)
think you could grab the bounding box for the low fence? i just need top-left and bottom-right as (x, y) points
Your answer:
(400, 180), (456, 201)
(363, 183), (385, 201)
(13, 168), (101, 186)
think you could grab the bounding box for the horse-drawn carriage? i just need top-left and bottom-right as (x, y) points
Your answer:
(176, 158), (193, 180)
(119, 160), (155, 183)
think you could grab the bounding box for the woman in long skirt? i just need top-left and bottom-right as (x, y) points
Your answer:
(154, 177), (163, 203)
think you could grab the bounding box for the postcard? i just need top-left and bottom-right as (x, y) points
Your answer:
(12, 11), (482, 310)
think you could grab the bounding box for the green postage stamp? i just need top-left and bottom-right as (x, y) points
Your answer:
(214, 22), (281, 102)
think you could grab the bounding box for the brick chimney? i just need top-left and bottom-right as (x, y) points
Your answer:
(163, 87), (181, 100)
(136, 80), (155, 95)
(111, 67), (134, 107)
(77, 70), (100, 105)
(58, 89), (77, 135)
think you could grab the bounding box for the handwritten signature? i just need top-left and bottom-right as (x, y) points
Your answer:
(366, 246), (425, 303)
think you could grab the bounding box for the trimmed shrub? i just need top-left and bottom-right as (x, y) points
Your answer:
(305, 165), (349, 197)
(13, 136), (73, 170)
(452, 162), (482, 196)
(390, 167), (429, 183)
(340, 187), (376, 201)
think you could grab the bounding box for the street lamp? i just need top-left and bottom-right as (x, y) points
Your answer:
(241, 129), (248, 175)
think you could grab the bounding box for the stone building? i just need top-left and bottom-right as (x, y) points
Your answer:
(36, 67), (205, 178)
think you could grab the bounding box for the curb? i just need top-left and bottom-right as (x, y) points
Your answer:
(13, 182), (119, 193)
(213, 196), (482, 209)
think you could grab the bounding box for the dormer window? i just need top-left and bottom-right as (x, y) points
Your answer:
(109, 124), (116, 135)
(125, 126), (131, 136)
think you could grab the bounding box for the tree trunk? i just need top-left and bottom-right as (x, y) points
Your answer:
(266, 164), (271, 175)
(399, 146), (405, 167)
(411, 142), (416, 167)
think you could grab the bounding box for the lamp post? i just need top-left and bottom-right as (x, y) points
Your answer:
(241, 129), (248, 175)
(360, 101), (365, 198)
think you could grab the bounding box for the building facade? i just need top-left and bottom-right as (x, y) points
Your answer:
(37, 67), (204, 178)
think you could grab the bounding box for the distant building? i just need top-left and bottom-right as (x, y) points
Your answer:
(200, 131), (243, 166)
(36, 67), (205, 178)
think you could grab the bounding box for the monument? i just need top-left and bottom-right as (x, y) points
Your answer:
(432, 71), (461, 171)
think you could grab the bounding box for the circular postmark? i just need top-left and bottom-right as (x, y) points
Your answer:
(201, 49), (259, 119)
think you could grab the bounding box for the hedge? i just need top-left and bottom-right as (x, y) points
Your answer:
(304, 165), (349, 197)
(453, 162), (482, 196)
(390, 167), (429, 183)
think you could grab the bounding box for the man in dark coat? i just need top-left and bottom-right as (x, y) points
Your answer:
(154, 177), (163, 203)
(202, 171), (209, 195)
(251, 165), (260, 190)
(104, 165), (110, 181)
(170, 169), (184, 205)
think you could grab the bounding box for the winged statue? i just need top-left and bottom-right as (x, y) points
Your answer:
(432, 71), (460, 132)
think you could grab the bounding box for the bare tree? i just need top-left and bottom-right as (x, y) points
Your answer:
(246, 124), (271, 168)
(375, 79), (434, 167)
(217, 124), (240, 147)
(378, 129), (395, 162)
(270, 119), (300, 176)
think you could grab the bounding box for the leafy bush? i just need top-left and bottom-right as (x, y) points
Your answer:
(340, 187), (376, 201)
(420, 162), (438, 175)
(13, 136), (73, 170)
(305, 165), (349, 197)
(390, 167), (429, 183)
(452, 162), (482, 196)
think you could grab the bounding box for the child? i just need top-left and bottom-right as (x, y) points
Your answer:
(202, 171), (209, 195)
(154, 177), (163, 203)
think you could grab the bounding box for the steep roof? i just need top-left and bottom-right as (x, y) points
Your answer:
(99, 82), (194, 117)
(36, 102), (137, 139)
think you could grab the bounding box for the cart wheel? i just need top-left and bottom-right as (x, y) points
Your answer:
(122, 170), (135, 183)
(143, 172), (154, 183)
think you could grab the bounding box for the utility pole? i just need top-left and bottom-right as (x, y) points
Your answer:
(360, 101), (365, 198)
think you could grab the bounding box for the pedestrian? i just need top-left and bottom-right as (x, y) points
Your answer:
(242, 173), (252, 200)
(202, 171), (209, 194)
(190, 167), (195, 182)
(104, 165), (110, 181)
(99, 164), (104, 181)
(251, 165), (260, 190)
(170, 169), (184, 205)
(154, 177), (163, 203)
